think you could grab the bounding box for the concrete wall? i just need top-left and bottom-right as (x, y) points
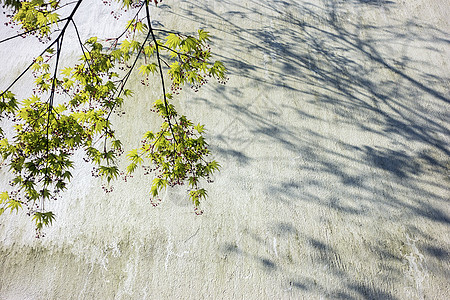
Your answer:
(0, 0), (449, 299)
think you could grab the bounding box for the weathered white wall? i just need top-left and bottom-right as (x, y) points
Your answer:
(1, 0), (449, 299)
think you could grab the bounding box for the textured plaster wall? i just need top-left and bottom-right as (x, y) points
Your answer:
(0, 0), (449, 299)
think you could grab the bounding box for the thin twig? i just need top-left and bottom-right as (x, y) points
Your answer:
(71, 19), (93, 74)
(0, 0), (84, 99)
(145, 3), (178, 143)
(0, 17), (69, 44)
(105, 4), (146, 50)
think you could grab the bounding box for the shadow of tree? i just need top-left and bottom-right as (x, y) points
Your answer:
(165, 0), (449, 298)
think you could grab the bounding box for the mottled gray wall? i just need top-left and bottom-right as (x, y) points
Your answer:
(1, 0), (449, 299)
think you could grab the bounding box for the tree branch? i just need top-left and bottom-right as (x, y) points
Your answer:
(0, 0), (84, 99)
(0, 17), (69, 44)
(145, 3), (178, 143)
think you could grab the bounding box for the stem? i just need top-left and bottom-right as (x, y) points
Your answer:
(43, 35), (63, 211)
(71, 19), (93, 74)
(0, 17), (69, 44)
(105, 4), (146, 50)
(145, 3), (178, 144)
(0, 0), (84, 99)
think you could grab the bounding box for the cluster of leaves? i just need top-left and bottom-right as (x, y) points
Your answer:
(2, 0), (62, 42)
(127, 95), (220, 209)
(12, 0), (60, 36)
(1, 0), (21, 10)
(0, 0), (226, 236)
(164, 29), (226, 92)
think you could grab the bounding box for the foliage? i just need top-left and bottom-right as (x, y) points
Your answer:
(0, 0), (21, 10)
(0, 0), (226, 236)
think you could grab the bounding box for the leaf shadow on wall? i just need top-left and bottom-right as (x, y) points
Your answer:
(167, 0), (449, 298)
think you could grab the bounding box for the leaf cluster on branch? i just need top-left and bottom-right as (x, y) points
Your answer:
(0, 0), (226, 237)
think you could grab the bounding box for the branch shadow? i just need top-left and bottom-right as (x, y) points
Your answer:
(166, 0), (449, 298)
